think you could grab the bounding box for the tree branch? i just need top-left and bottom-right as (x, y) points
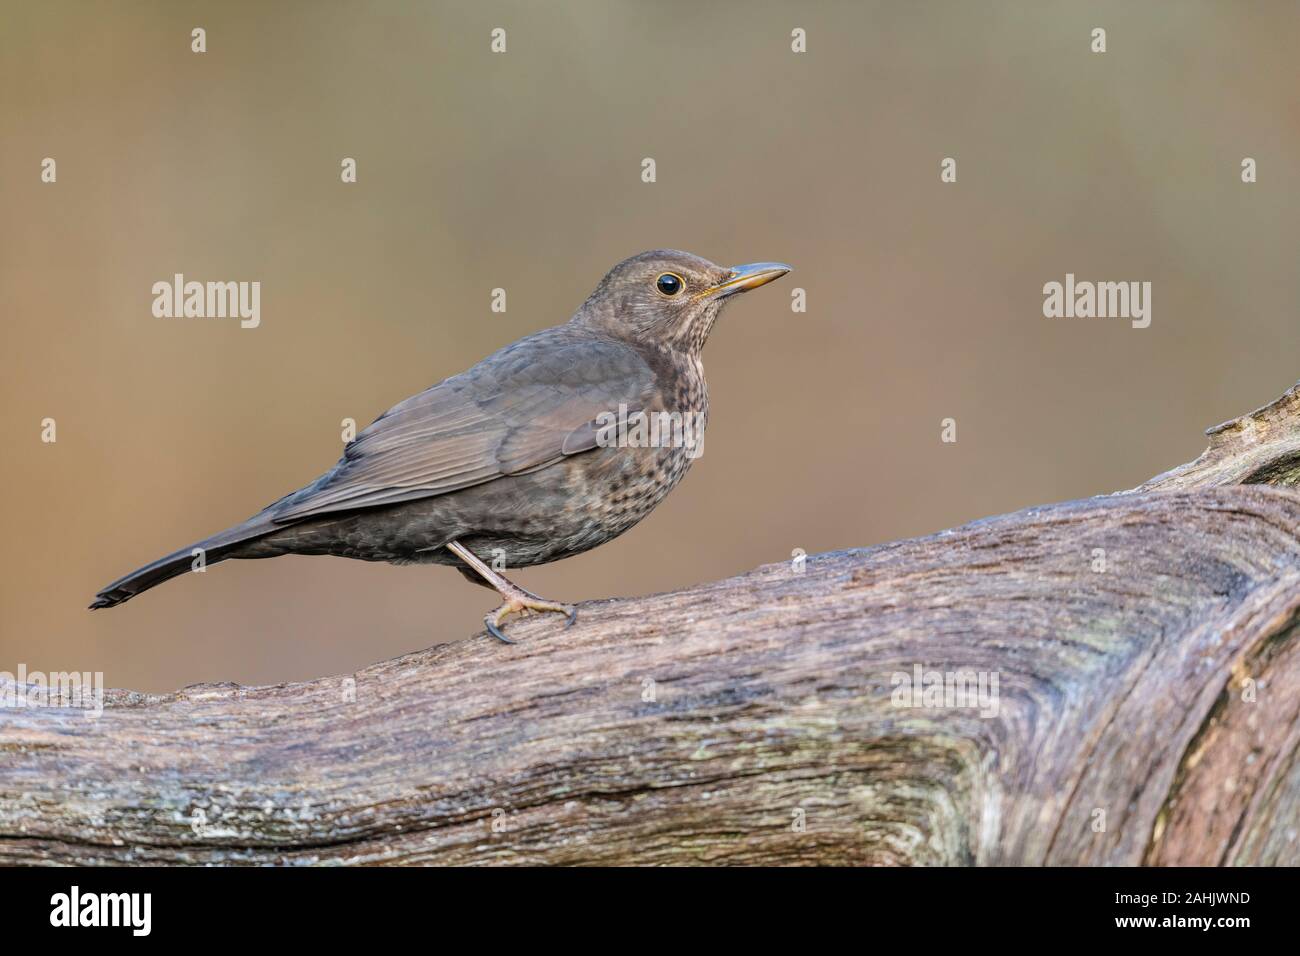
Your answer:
(5, 385), (1300, 864)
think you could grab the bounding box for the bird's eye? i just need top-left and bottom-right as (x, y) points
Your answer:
(655, 273), (684, 296)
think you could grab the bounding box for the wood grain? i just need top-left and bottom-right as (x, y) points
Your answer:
(4, 385), (1300, 864)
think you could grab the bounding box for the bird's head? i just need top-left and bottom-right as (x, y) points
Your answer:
(574, 249), (791, 355)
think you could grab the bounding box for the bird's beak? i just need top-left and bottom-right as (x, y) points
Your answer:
(697, 262), (792, 300)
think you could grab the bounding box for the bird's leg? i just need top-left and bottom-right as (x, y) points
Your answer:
(445, 540), (577, 644)
(455, 565), (547, 602)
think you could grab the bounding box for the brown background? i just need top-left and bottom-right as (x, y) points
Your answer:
(2, 1), (1297, 692)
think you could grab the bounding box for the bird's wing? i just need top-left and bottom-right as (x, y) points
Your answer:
(269, 329), (656, 523)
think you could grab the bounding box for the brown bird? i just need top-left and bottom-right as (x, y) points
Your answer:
(91, 250), (791, 641)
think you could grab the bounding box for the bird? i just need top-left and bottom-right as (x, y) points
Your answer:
(91, 250), (791, 641)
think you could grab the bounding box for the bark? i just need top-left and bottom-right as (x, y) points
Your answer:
(4, 385), (1300, 865)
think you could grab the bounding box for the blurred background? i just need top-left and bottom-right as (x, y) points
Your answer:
(2, 1), (1298, 692)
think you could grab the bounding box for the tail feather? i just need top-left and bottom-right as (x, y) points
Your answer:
(89, 515), (278, 609)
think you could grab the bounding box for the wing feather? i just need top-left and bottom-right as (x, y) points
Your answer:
(269, 328), (656, 523)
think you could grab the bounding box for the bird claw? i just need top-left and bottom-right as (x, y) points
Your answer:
(485, 597), (577, 644)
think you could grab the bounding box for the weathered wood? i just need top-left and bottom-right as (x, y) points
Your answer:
(4, 385), (1300, 865)
(1135, 381), (1300, 491)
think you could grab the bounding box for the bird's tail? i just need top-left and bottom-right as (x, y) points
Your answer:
(89, 514), (279, 609)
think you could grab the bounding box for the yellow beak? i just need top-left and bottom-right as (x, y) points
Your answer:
(697, 262), (792, 300)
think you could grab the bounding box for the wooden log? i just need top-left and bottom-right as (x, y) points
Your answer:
(4, 385), (1300, 865)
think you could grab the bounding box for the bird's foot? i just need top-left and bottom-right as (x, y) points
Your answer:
(484, 593), (577, 644)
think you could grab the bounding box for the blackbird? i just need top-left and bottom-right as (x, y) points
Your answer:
(91, 250), (791, 641)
